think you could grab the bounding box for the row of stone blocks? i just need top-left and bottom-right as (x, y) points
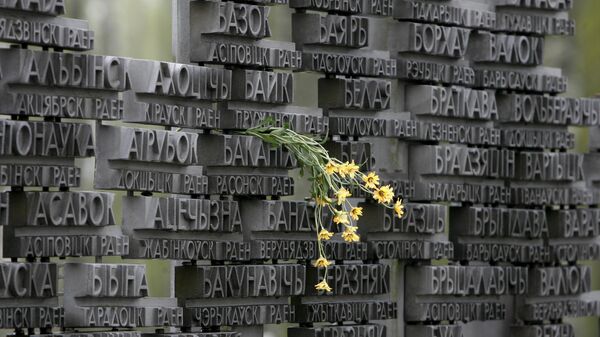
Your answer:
(1, 261), (594, 330)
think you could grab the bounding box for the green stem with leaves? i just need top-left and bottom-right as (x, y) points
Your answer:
(242, 123), (404, 291)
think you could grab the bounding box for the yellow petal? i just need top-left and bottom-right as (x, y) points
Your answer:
(335, 187), (351, 205)
(318, 229), (334, 240)
(362, 172), (380, 189)
(333, 212), (350, 225)
(350, 207), (363, 220)
(315, 280), (332, 292)
(314, 257), (331, 268)
(315, 196), (332, 207)
(394, 199), (405, 218)
(325, 162), (337, 175)
(342, 230), (360, 242)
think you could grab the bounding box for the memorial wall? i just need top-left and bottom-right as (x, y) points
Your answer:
(0, 0), (598, 337)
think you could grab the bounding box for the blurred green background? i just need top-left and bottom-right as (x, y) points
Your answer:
(61, 0), (600, 336)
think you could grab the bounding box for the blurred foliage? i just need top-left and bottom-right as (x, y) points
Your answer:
(66, 0), (171, 60)
(572, 0), (600, 97)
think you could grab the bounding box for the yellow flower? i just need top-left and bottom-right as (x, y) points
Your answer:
(315, 280), (332, 292)
(345, 225), (358, 232)
(373, 185), (394, 204)
(335, 187), (351, 205)
(344, 160), (360, 178)
(394, 199), (405, 218)
(341, 228), (360, 242)
(313, 257), (331, 268)
(362, 172), (380, 189)
(350, 207), (363, 220)
(325, 161), (338, 175)
(318, 229), (334, 240)
(337, 162), (349, 178)
(315, 196), (332, 207)
(333, 211), (349, 225)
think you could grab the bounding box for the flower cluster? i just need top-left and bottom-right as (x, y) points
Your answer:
(243, 123), (405, 292)
(311, 161), (404, 292)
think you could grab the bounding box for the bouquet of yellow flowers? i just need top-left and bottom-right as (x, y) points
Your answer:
(244, 123), (405, 292)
